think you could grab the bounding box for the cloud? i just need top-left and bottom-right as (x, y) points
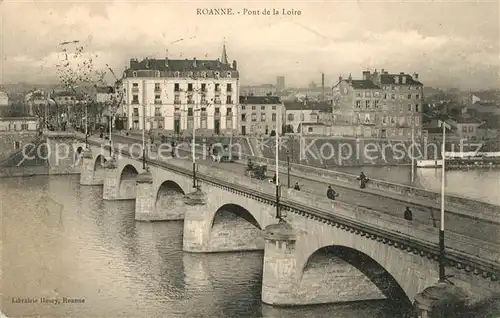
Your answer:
(2, 1), (498, 89)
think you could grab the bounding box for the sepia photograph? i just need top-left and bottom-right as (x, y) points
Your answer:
(0, 0), (499, 317)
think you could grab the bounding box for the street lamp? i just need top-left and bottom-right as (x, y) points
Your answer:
(142, 100), (146, 169)
(286, 149), (291, 188)
(438, 119), (450, 282)
(84, 103), (88, 148)
(275, 108), (282, 221)
(411, 115), (415, 183)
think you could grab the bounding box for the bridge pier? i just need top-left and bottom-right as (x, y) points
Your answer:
(80, 149), (105, 185)
(103, 157), (119, 200)
(414, 282), (467, 317)
(182, 189), (211, 252)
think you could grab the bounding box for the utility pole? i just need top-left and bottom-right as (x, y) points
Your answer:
(438, 119), (450, 281)
(275, 109), (281, 221)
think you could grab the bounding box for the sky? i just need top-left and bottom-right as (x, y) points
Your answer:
(1, 0), (499, 90)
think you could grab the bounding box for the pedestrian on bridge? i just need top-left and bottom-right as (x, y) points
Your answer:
(404, 207), (413, 221)
(357, 172), (369, 189)
(327, 185), (338, 200)
(293, 182), (301, 191)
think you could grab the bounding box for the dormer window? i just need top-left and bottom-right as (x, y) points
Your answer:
(174, 71), (180, 77)
(214, 71), (220, 79)
(226, 71), (232, 78)
(201, 71), (207, 78)
(155, 71), (160, 77)
(132, 71), (137, 77)
(188, 71), (194, 77)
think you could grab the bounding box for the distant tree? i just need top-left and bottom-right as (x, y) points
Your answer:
(55, 41), (124, 131)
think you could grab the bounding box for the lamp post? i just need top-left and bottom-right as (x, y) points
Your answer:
(275, 109), (281, 221)
(438, 119), (450, 281)
(411, 115), (415, 183)
(85, 103), (88, 148)
(142, 101), (146, 169)
(192, 107), (197, 188)
(286, 149), (290, 188)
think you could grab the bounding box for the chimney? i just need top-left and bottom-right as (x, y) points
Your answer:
(145, 58), (149, 68)
(193, 57), (197, 68)
(362, 70), (370, 80)
(348, 73), (352, 84)
(321, 73), (325, 101)
(232, 60), (237, 69)
(165, 57), (169, 67)
(130, 58), (138, 68)
(400, 72), (404, 75)
(414, 73), (419, 79)
(338, 75), (343, 83)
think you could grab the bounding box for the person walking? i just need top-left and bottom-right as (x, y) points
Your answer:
(357, 172), (369, 189)
(404, 206), (413, 221)
(293, 182), (301, 191)
(327, 185), (338, 200)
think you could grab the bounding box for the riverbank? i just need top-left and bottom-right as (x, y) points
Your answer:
(0, 166), (49, 178)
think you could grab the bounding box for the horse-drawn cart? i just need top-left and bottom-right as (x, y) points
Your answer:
(245, 160), (267, 180)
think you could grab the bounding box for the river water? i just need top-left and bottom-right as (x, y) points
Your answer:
(1, 175), (418, 317)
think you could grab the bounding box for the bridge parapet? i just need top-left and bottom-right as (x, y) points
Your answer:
(247, 155), (500, 221)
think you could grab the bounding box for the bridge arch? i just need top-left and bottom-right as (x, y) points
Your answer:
(154, 180), (186, 220)
(207, 203), (264, 252)
(298, 244), (413, 306)
(118, 164), (139, 199)
(94, 154), (107, 171)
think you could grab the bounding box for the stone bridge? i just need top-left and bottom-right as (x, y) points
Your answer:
(45, 132), (500, 315)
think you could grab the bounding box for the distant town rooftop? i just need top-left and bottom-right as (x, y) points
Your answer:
(284, 101), (332, 111)
(239, 96), (281, 104)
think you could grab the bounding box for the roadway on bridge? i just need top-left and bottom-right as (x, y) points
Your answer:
(107, 134), (499, 244)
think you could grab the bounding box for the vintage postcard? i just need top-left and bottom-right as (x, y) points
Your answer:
(1, 0), (499, 317)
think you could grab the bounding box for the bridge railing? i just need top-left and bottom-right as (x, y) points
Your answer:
(84, 136), (500, 276)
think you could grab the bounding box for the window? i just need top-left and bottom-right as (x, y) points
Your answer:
(384, 94), (387, 99)
(391, 94), (395, 99)
(408, 94), (412, 99)
(188, 71), (194, 77)
(227, 71), (232, 78)
(301, 113), (305, 121)
(287, 114), (294, 121)
(391, 117), (396, 124)
(382, 116), (388, 124)
(132, 83), (139, 87)
(174, 71), (180, 77)
(392, 104), (397, 112)
(155, 71), (160, 77)
(133, 108), (139, 116)
(365, 91), (371, 97)
(241, 105), (246, 110)
(201, 71), (207, 78)
(215, 107), (220, 114)
(187, 95), (194, 104)
(272, 105), (276, 110)
(308, 127), (313, 133)
(261, 113), (265, 121)
(133, 120), (139, 129)
(174, 96), (180, 104)
(462, 126), (468, 132)
(201, 118), (207, 129)
(272, 113), (276, 121)
(132, 95), (139, 104)
(365, 100), (370, 108)
(188, 108), (193, 116)
(260, 106), (265, 110)
(356, 92), (362, 97)
(251, 105), (256, 110)
(374, 100), (379, 108)
(201, 94), (206, 104)
(132, 71), (137, 77)
(21, 123), (28, 130)
(214, 71), (220, 79)
(241, 114), (246, 122)
(374, 91), (380, 97)
(201, 107), (207, 112)
(227, 108), (232, 115)
(155, 94), (161, 104)
(356, 100), (361, 108)
(155, 106), (161, 116)
(415, 104), (419, 112)
(226, 96), (233, 104)
(174, 83), (180, 92)
(201, 83), (206, 92)
(468, 126), (474, 132)
(416, 94), (420, 99)
(155, 83), (161, 91)
(215, 83), (220, 92)
(188, 83), (193, 92)
(408, 104), (412, 111)
(251, 113), (257, 121)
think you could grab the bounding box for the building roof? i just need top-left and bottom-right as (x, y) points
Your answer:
(350, 80), (381, 90)
(301, 122), (326, 126)
(239, 96), (281, 104)
(284, 101), (332, 111)
(96, 86), (115, 94)
(380, 74), (423, 86)
(472, 91), (499, 102)
(451, 115), (483, 124)
(127, 58), (235, 72)
(0, 91), (8, 99)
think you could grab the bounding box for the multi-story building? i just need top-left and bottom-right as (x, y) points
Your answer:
(239, 96), (283, 136)
(283, 100), (332, 133)
(0, 90), (9, 116)
(122, 45), (239, 136)
(332, 70), (423, 139)
(276, 76), (285, 92)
